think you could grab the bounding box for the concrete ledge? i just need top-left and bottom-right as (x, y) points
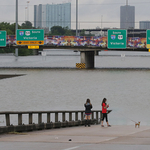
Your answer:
(0, 119), (98, 134)
(45, 123), (53, 129)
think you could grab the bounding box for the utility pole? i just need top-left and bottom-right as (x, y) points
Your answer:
(126, 0), (128, 29)
(101, 15), (103, 36)
(27, 1), (30, 21)
(76, 0), (78, 36)
(15, 0), (18, 57)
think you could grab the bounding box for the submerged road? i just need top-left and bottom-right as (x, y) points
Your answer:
(0, 125), (150, 150)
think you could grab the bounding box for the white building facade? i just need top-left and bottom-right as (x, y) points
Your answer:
(34, 3), (71, 30)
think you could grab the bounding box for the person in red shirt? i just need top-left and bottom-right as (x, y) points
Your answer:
(101, 98), (111, 127)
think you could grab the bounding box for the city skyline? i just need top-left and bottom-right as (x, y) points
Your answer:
(34, 3), (71, 30)
(0, 0), (150, 29)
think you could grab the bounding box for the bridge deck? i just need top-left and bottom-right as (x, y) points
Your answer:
(0, 125), (150, 150)
(5, 45), (148, 51)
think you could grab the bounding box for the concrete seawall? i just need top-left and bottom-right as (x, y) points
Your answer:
(0, 120), (96, 134)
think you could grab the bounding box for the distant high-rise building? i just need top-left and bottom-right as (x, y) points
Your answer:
(139, 21), (150, 29)
(34, 3), (71, 30)
(120, 5), (135, 29)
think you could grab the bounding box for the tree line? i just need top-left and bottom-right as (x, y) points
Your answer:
(0, 21), (75, 35)
(0, 21), (92, 36)
(0, 21), (34, 35)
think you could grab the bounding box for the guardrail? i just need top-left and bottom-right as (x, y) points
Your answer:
(0, 110), (112, 133)
(3, 45), (148, 52)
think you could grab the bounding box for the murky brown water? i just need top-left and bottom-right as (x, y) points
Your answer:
(0, 68), (150, 126)
(0, 50), (150, 125)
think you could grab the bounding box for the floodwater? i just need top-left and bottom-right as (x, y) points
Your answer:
(0, 49), (150, 126)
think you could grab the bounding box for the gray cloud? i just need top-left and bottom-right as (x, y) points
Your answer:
(0, 0), (149, 29)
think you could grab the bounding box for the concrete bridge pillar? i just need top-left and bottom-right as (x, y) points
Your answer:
(33, 50), (38, 55)
(80, 51), (95, 69)
(95, 51), (99, 56)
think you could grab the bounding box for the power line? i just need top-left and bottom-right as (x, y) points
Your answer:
(72, 2), (150, 5)
(0, 20), (144, 24)
(0, 1), (150, 7)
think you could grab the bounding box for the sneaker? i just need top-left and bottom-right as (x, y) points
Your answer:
(101, 125), (104, 127)
(107, 125), (111, 127)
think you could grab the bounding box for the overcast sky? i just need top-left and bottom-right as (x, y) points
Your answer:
(0, 0), (150, 29)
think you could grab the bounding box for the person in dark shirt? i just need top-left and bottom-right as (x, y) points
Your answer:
(84, 98), (92, 127)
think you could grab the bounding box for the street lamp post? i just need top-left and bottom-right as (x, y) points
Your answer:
(25, 7), (27, 21)
(27, 1), (30, 21)
(15, 0), (18, 57)
(101, 15), (103, 36)
(76, 0), (78, 36)
(126, 0), (128, 29)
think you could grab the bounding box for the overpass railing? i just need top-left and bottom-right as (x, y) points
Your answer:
(6, 35), (146, 49)
(0, 110), (112, 133)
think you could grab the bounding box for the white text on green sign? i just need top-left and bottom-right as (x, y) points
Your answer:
(0, 31), (6, 47)
(108, 30), (127, 49)
(17, 29), (44, 41)
(146, 30), (150, 49)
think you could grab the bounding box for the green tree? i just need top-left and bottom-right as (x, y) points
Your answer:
(18, 48), (33, 56)
(50, 26), (75, 36)
(50, 26), (65, 35)
(0, 22), (10, 30)
(64, 27), (75, 36)
(21, 21), (33, 29)
(80, 29), (86, 36)
(0, 22), (22, 35)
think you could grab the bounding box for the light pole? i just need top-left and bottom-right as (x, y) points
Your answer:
(27, 1), (30, 21)
(101, 15), (103, 36)
(15, 0), (18, 57)
(25, 7), (27, 21)
(126, 0), (128, 29)
(78, 22), (80, 36)
(76, 0), (78, 36)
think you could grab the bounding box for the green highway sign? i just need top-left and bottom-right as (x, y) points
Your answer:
(107, 29), (127, 49)
(146, 30), (150, 49)
(16, 29), (44, 45)
(0, 31), (6, 47)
